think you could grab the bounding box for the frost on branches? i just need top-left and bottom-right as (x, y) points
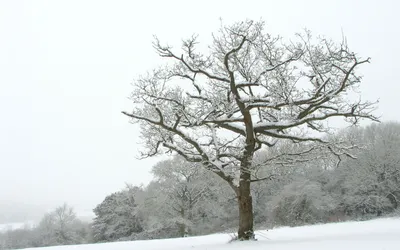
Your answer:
(122, 20), (378, 240)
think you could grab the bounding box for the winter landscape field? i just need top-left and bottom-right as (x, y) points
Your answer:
(2, 1), (400, 250)
(17, 218), (400, 250)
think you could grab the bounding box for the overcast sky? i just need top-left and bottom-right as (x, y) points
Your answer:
(0, 0), (399, 220)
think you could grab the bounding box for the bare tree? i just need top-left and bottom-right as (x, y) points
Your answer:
(122, 20), (377, 240)
(151, 156), (218, 236)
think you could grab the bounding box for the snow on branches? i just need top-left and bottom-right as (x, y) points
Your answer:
(122, 20), (378, 189)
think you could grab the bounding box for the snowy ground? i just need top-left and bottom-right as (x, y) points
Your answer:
(22, 217), (400, 250)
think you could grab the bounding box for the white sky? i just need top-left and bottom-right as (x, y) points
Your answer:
(0, 0), (399, 218)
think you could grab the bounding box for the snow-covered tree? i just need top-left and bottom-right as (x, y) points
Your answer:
(34, 204), (88, 246)
(0, 227), (35, 250)
(35, 212), (58, 246)
(0, 205), (89, 249)
(123, 20), (377, 239)
(333, 123), (400, 217)
(52, 203), (81, 244)
(135, 156), (236, 238)
(92, 187), (143, 242)
(152, 156), (211, 236)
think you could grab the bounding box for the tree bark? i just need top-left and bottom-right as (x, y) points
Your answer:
(237, 171), (255, 240)
(179, 207), (187, 237)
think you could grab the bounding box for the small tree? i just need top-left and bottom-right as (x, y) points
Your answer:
(150, 156), (229, 236)
(53, 203), (79, 244)
(123, 20), (377, 240)
(35, 204), (86, 246)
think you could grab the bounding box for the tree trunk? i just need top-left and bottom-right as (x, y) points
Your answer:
(237, 171), (255, 240)
(179, 207), (187, 237)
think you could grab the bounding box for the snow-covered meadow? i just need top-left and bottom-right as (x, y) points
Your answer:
(20, 217), (400, 250)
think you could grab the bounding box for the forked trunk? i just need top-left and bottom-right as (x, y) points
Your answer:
(237, 171), (255, 240)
